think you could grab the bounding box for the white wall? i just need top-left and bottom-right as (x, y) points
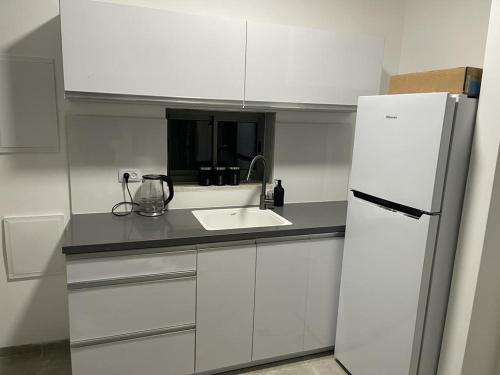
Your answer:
(462, 150), (500, 375)
(0, 0), (70, 347)
(67, 115), (167, 213)
(438, 0), (500, 373)
(273, 112), (355, 203)
(399, 0), (492, 73)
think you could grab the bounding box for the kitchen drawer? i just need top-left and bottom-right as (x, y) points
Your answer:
(71, 329), (195, 375)
(69, 276), (195, 342)
(66, 247), (196, 284)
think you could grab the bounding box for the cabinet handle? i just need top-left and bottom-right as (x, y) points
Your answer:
(67, 270), (196, 290)
(71, 323), (196, 348)
(197, 239), (256, 251)
(309, 232), (344, 239)
(256, 235), (311, 244)
(66, 247), (196, 260)
(256, 232), (345, 244)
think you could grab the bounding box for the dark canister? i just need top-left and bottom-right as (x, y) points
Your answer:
(213, 166), (227, 186)
(227, 166), (241, 185)
(198, 166), (212, 186)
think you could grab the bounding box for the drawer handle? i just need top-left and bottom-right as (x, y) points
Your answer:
(309, 232), (345, 239)
(67, 247), (196, 260)
(71, 323), (196, 348)
(67, 270), (196, 290)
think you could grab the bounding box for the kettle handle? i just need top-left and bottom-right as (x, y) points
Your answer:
(161, 175), (174, 206)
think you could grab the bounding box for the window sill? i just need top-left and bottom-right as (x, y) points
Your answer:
(174, 182), (272, 193)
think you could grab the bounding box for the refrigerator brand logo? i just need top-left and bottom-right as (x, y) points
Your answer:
(385, 115), (398, 119)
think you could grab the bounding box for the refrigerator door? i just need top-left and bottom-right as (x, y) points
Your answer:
(349, 93), (456, 212)
(335, 191), (439, 375)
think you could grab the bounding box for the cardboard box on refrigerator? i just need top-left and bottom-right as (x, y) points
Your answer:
(389, 67), (482, 97)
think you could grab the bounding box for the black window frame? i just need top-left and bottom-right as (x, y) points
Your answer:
(166, 109), (273, 185)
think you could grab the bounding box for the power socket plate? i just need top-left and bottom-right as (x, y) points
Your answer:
(118, 168), (142, 183)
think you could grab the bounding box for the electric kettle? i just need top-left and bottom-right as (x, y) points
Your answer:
(137, 174), (174, 217)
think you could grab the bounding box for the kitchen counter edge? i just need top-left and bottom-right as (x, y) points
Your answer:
(62, 201), (347, 255)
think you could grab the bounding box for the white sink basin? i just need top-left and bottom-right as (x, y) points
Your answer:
(192, 207), (292, 231)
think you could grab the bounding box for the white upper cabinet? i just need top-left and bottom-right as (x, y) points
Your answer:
(60, 0), (246, 102)
(245, 21), (384, 106)
(60, 0), (383, 108)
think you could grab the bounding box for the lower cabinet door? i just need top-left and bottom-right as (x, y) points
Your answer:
(196, 243), (256, 372)
(304, 237), (344, 350)
(68, 277), (196, 342)
(253, 239), (309, 360)
(71, 330), (195, 375)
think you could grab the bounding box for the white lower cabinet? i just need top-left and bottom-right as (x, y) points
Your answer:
(195, 243), (256, 372)
(253, 238), (309, 360)
(69, 277), (196, 342)
(66, 249), (197, 375)
(304, 237), (344, 350)
(66, 249), (196, 284)
(253, 236), (344, 361)
(71, 330), (195, 375)
(66, 235), (343, 375)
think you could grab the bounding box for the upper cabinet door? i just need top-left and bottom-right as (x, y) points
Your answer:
(245, 21), (384, 106)
(60, 0), (246, 102)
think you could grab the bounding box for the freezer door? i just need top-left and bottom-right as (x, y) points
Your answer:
(335, 191), (439, 375)
(349, 93), (456, 212)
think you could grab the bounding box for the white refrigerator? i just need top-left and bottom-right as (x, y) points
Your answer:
(335, 93), (477, 375)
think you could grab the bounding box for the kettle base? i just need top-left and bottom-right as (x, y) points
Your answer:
(137, 210), (166, 217)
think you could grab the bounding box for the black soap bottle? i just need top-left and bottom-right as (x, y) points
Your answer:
(274, 180), (284, 207)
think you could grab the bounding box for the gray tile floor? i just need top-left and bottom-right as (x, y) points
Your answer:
(0, 342), (346, 375)
(233, 355), (347, 374)
(0, 342), (71, 375)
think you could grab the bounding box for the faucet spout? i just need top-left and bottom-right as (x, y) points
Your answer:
(246, 155), (269, 210)
(246, 155), (266, 181)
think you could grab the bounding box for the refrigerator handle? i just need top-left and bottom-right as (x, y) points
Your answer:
(351, 190), (433, 220)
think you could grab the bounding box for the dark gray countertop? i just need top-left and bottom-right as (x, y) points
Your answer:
(62, 201), (347, 255)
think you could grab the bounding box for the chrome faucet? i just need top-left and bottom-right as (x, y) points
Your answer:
(246, 155), (273, 210)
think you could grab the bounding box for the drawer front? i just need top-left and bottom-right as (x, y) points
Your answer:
(69, 277), (195, 342)
(66, 248), (196, 284)
(71, 330), (195, 375)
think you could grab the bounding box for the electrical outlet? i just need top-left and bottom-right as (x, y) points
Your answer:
(118, 168), (142, 183)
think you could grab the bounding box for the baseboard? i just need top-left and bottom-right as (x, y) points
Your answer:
(198, 347), (334, 375)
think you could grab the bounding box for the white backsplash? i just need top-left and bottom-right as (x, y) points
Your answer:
(67, 112), (355, 214)
(67, 115), (168, 214)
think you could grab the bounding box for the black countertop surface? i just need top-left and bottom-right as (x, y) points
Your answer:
(62, 201), (347, 255)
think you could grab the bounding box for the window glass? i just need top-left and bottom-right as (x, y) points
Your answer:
(168, 119), (212, 182)
(167, 110), (267, 184)
(217, 121), (257, 171)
